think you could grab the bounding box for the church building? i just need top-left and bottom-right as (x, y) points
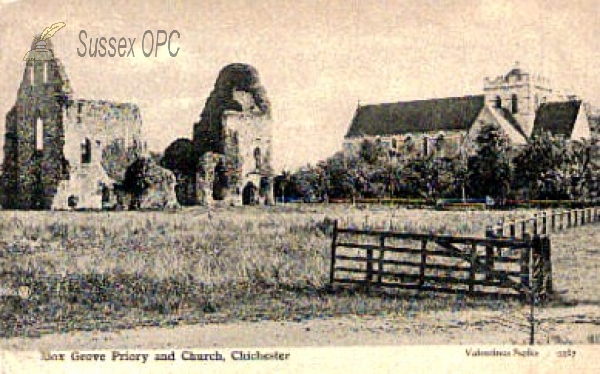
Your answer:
(344, 64), (592, 158)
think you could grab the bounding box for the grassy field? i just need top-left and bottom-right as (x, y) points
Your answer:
(0, 204), (592, 340)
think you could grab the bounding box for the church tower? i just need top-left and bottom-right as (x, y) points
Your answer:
(483, 63), (564, 137)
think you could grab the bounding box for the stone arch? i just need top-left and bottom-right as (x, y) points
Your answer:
(212, 158), (228, 200)
(242, 181), (257, 205)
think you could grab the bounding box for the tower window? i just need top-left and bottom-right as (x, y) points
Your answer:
(511, 94), (518, 114)
(81, 138), (91, 164)
(77, 102), (83, 124)
(495, 96), (502, 109)
(30, 64), (34, 86)
(43, 62), (47, 83)
(35, 118), (43, 151)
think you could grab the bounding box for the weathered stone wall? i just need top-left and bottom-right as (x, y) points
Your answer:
(191, 63), (274, 206)
(52, 99), (144, 210)
(1, 52), (69, 209)
(2, 41), (145, 210)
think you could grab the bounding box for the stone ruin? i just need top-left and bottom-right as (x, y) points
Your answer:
(165, 63), (275, 206)
(1, 38), (177, 210)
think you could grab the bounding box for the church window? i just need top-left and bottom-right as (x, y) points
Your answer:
(495, 96), (502, 109)
(254, 147), (261, 170)
(511, 94), (518, 113)
(35, 118), (43, 151)
(81, 138), (91, 164)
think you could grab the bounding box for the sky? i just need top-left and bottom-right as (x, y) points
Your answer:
(1, 0), (599, 171)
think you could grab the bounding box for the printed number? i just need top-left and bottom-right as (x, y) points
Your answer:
(556, 349), (576, 358)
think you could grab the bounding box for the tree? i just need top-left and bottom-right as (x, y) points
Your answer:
(566, 138), (599, 200)
(468, 123), (512, 203)
(359, 139), (385, 164)
(162, 138), (197, 205)
(512, 131), (570, 200)
(162, 138), (197, 176)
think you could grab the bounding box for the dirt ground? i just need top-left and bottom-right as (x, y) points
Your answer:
(1, 305), (600, 350)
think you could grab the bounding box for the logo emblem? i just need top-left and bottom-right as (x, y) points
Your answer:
(23, 22), (66, 61)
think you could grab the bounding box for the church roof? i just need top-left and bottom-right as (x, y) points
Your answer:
(533, 100), (582, 137)
(345, 95), (485, 138)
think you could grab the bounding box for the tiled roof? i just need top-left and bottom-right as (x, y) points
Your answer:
(533, 101), (582, 137)
(345, 95), (485, 138)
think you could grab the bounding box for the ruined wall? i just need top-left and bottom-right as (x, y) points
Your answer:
(192, 63), (274, 205)
(2, 39), (145, 210)
(1, 41), (69, 209)
(52, 100), (144, 210)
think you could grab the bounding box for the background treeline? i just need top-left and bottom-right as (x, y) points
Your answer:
(274, 123), (600, 204)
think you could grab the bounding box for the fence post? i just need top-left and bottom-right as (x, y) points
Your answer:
(551, 211), (556, 233)
(329, 220), (338, 285)
(521, 220), (527, 239)
(419, 239), (428, 290)
(568, 210), (572, 228)
(542, 212), (547, 235)
(485, 226), (496, 279)
(542, 236), (553, 296)
(378, 235), (386, 285)
(533, 214), (538, 236)
(469, 242), (477, 296)
(588, 208), (592, 224)
(574, 210), (579, 227)
(510, 220), (516, 238)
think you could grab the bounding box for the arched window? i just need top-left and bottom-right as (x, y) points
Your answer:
(436, 132), (445, 152)
(511, 94), (518, 114)
(81, 138), (91, 164)
(404, 135), (414, 152)
(495, 96), (502, 109)
(254, 147), (261, 170)
(35, 118), (43, 151)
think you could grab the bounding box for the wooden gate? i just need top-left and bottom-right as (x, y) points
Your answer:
(329, 220), (552, 300)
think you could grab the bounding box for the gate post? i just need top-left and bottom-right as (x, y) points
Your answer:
(541, 236), (553, 296)
(329, 220), (338, 285)
(520, 234), (532, 302)
(419, 239), (428, 290)
(485, 226), (495, 280)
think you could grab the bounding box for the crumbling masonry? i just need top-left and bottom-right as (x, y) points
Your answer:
(1, 39), (145, 210)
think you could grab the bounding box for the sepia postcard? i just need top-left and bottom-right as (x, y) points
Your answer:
(1, 0), (600, 372)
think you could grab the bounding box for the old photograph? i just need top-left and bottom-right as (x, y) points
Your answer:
(0, 0), (599, 372)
